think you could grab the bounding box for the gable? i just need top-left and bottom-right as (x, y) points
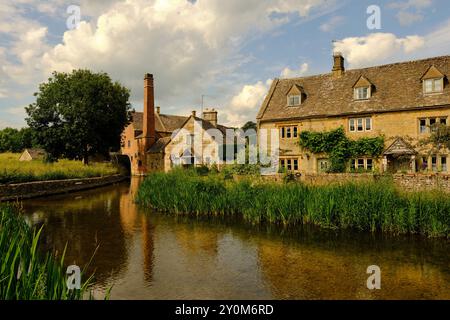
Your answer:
(383, 138), (416, 156)
(421, 65), (445, 80)
(286, 84), (304, 96)
(353, 76), (372, 88)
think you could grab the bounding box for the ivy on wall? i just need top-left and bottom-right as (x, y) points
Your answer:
(298, 127), (385, 172)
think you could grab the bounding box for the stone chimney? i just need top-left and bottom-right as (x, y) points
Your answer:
(203, 108), (218, 127)
(156, 106), (160, 114)
(143, 73), (156, 149)
(192, 110), (197, 117)
(332, 52), (345, 77)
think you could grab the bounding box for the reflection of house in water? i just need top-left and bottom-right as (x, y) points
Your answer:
(119, 178), (155, 283)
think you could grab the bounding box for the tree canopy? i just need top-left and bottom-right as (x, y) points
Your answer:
(26, 70), (131, 164)
(0, 127), (34, 153)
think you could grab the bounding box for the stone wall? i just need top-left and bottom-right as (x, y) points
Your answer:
(260, 173), (450, 192)
(0, 175), (127, 201)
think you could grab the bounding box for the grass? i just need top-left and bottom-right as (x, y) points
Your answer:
(0, 153), (119, 184)
(136, 169), (450, 238)
(0, 204), (94, 300)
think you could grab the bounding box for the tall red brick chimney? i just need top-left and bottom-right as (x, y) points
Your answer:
(143, 73), (156, 149)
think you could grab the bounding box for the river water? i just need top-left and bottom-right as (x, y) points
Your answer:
(21, 178), (450, 300)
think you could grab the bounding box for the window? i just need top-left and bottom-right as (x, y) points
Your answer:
(287, 95), (301, 106)
(318, 159), (330, 173)
(365, 118), (372, 131)
(419, 119), (427, 133)
(432, 156), (437, 172)
(424, 78), (444, 94)
(280, 126), (298, 139)
(366, 159), (373, 171)
(354, 87), (370, 100)
(442, 157), (447, 172)
(349, 117), (372, 132)
(280, 158), (300, 172)
(351, 158), (374, 172)
(430, 118), (437, 132)
(441, 118), (447, 125)
(349, 119), (355, 132)
(421, 157), (428, 171)
(357, 159), (365, 169)
(186, 134), (194, 145)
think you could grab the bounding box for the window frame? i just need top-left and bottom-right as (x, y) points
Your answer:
(423, 78), (444, 94)
(354, 86), (371, 100)
(287, 95), (302, 107)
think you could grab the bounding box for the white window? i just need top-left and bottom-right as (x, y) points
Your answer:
(441, 157), (447, 172)
(186, 134), (194, 145)
(349, 117), (372, 132)
(419, 119), (427, 133)
(349, 119), (356, 132)
(354, 87), (370, 100)
(287, 95), (301, 106)
(424, 78), (444, 94)
(351, 158), (374, 172)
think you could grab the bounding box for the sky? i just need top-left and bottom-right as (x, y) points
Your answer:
(1, 0), (450, 129)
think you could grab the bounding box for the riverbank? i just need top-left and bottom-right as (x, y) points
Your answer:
(0, 153), (119, 184)
(0, 174), (128, 201)
(0, 204), (93, 299)
(136, 170), (450, 238)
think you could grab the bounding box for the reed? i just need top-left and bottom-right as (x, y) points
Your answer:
(0, 204), (94, 300)
(0, 153), (118, 184)
(137, 170), (450, 237)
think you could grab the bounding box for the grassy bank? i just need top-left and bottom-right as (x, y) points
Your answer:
(136, 170), (450, 237)
(0, 153), (118, 184)
(0, 204), (94, 299)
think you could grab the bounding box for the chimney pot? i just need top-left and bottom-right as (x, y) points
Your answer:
(156, 106), (160, 114)
(192, 110), (196, 117)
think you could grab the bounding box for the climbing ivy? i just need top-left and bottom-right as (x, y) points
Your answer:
(299, 127), (385, 172)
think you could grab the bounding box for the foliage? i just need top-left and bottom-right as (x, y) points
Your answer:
(0, 127), (36, 153)
(425, 123), (450, 150)
(241, 121), (257, 132)
(0, 204), (94, 299)
(299, 127), (385, 172)
(26, 69), (131, 164)
(222, 164), (261, 177)
(137, 171), (450, 237)
(0, 153), (118, 184)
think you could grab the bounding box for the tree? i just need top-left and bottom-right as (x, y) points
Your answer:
(26, 70), (131, 164)
(0, 127), (35, 153)
(242, 121), (257, 132)
(426, 123), (450, 150)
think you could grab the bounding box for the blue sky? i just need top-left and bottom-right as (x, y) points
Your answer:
(1, 0), (450, 128)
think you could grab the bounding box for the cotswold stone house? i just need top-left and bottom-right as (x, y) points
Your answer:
(121, 74), (229, 175)
(257, 54), (450, 174)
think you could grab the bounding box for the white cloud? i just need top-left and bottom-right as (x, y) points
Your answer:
(280, 62), (309, 78)
(319, 15), (344, 32)
(333, 33), (425, 68)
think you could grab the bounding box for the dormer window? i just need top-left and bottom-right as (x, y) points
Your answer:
(423, 78), (443, 94)
(421, 65), (445, 95)
(287, 95), (301, 106)
(354, 87), (370, 100)
(353, 76), (373, 101)
(286, 84), (305, 107)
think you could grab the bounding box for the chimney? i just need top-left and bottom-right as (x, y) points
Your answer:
(192, 110), (197, 117)
(203, 108), (218, 127)
(143, 73), (156, 149)
(332, 52), (345, 77)
(156, 106), (160, 114)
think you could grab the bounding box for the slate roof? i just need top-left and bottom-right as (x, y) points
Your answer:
(130, 111), (188, 133)
(257, 55), (450, 122)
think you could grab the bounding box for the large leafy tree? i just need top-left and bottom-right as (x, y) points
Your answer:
(26, 70), (131, 164)
(0, 127), (34, 153)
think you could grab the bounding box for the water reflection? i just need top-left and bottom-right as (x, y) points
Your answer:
(21, 179), (450, 300)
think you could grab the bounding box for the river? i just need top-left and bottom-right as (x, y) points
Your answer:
(20, 178), (450, 300)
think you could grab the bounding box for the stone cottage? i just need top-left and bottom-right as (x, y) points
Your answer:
(257, 54), (450, 174)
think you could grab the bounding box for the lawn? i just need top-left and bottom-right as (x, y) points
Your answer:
(0, 153), (119, 184)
